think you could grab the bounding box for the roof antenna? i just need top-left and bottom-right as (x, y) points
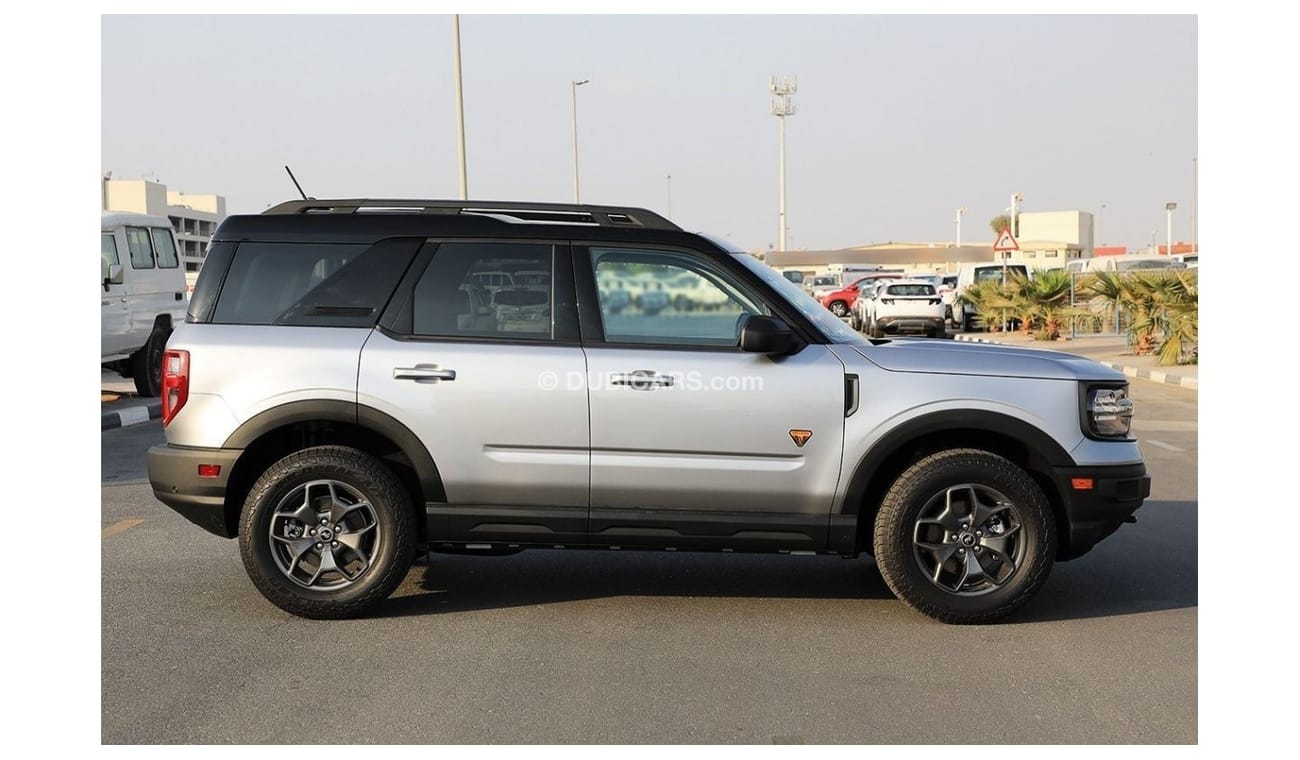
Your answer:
(284, 165), (312, 200)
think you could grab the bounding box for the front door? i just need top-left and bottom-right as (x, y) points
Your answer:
(358, 240), (589, 543)
(578, 245), (847, 548)
(101, 231), (131, 358)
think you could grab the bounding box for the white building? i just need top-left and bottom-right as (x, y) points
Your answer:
(102, 178), (227, 279)
(1013, 210), (1094, 270)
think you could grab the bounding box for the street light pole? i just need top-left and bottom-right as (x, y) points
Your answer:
(955, 207), (966, 246)
(770, 76), (797, 252)
(571, 79), (589, 203)
(1010, 192), (1023, 237)
(1165, 202), (1177, 256)
(666, 174), (672, 218)
(452, 15), (468, 199)
(1098, 203), (1106, 248)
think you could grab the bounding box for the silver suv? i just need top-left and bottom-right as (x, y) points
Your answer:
(147, 199), (1149, 624)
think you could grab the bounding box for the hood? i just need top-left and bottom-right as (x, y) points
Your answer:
(852, 339), (1127, 382)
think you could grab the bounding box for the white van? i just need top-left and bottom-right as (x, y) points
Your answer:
(950, 262), (1029, 332)
(102, 212), (189, 396)
(1065, 255), (1182, 274)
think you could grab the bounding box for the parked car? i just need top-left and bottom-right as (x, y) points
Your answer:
(805, 275), (841, 300)
(937, 272), (959, 322)
(148, 198), (1149, 624)
(951, 263), (1030, 332)
(849, 279), (889, 332)
(101, 211), (189, 396)
(865, 280), (948, 338)
(819, 272), (904, 318)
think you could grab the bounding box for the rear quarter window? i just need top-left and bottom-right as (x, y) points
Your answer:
(209, 240), (419, 326)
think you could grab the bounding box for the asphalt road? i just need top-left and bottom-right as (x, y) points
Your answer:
(102, 381), (1196, 744)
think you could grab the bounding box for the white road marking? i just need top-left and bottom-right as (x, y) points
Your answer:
(1144, 439), (1185, 453)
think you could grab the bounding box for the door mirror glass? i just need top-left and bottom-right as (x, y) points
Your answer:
(738, 314), (797, 355)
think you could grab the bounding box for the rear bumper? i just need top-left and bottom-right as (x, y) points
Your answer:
(147, 444), (242, 538)
(1052, 462), (1151, 560)
(876, 315), (946, 334)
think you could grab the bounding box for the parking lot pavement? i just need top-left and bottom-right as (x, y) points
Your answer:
(102, 383), (1195, 744)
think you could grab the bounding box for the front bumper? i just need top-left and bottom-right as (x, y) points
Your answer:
(1052, 462), (1151, 560)
(148, 444), (242, 538)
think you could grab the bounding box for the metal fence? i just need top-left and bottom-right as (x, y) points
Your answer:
(1066, 271), (1133, 339)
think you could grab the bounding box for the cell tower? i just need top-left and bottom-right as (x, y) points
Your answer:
(770, 76), (797, 252)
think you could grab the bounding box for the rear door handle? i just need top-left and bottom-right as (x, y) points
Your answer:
(393, 366), (457, 382)
(610, 370), (674, 389)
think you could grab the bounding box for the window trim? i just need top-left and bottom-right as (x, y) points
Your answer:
(379, 238), (580, 346)
(125, 226), (155, 270)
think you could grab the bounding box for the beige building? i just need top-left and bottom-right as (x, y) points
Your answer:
(1013, 210), (1094, 269)
(102, 178), (227, 277)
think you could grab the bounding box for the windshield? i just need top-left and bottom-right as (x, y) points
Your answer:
(1116, 259), (1176, 271)
(974, 265), (1028, 284)
(733, 254), (869, 345)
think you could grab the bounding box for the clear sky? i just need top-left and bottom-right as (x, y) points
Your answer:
(102, 14), (1196, 252)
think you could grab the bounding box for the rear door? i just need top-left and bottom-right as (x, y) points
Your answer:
(359, 240), (590, 544)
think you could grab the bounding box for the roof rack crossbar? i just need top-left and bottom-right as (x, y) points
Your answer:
(263, 199), (680, 231)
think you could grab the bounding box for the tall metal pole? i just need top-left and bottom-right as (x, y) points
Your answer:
(955, 207), (966, 247)
(1165, 202), (1177, 256)
(452, 15), (468, 200)
(1192, 157), (1198, 253)
(1098, 203), (1106, 248)
(666, 174), (672, 218)
(571, 79), (588, 203)
(770, 76), (797, 251)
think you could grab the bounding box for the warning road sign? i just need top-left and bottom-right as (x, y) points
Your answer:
(993, 228), (1019, 252)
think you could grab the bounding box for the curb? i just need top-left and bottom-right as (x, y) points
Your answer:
(102, 402), (162, 431)
(953, 334), (1198, 390)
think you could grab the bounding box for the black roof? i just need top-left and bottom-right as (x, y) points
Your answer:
(213, 198), (701, 246)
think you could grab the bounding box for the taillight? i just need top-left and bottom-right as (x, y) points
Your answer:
(161, 349), (189, 427)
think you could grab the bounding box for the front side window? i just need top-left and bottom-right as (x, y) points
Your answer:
(412, 242), (554, 339)
(591, 248), (762, 347)
(101, 233), (119, 267)
(125, 227), (154, 269)
(150, 227), (179, 268)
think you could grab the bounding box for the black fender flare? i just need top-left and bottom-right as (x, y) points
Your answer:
(222, 399), (445, 502)
(840, 409), (1074, 516)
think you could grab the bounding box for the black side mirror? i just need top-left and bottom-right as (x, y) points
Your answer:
(738, 314), (798, 355)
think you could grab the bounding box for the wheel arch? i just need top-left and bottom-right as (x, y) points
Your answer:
(842, 410), (1074, 559)
(220, 400), (444, 539)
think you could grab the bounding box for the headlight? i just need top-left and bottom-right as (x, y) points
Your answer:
(1086, 385), (1134, 438)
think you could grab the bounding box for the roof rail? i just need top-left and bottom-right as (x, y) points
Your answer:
(262, 199), (681, 231)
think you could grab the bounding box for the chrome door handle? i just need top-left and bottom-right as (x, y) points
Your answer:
(610, 370), (674, 389)
(393, 366), (457, 381)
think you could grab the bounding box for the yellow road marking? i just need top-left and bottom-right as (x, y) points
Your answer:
(102, 519), (144, 539)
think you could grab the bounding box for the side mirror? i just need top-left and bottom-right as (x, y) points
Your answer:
(738, 314), (798, 355)
(103, 263), (123, 290)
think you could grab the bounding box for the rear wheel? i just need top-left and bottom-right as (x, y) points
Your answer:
(131, 327), (167, 397)
(829, 300), (848, 317)
(872, 449), (1056, 624)
(239, 446), (416, 619)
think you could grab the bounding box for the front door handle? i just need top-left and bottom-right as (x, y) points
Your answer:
(393, 366), (457, 382)
(610, 370), (674, 389)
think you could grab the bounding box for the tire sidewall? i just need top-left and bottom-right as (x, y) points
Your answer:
(239, 450), (413, 614)
(875, 451), (1056, 620)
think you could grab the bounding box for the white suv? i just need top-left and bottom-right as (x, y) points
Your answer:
(863, 280), (947, 338)
(147, 199), (1149, 624)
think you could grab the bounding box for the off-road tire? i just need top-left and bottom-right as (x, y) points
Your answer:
(131, 327), (167, 397)
(872, 448), (1056, 624)
(239, 446), (416, 619)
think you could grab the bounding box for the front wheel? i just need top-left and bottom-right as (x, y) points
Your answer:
(239, 446), (416, 619)
(872, 449), (1056, 624)
(829, 300), (849, 317)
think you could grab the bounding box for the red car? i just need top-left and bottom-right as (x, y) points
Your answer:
(819, 273), (904, 317)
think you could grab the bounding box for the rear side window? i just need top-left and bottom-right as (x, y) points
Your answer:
(150, 228), (179, 268)
(211, 241), (416, 326)
(125, 227), (154, 269)
(411, 242), (554, 339)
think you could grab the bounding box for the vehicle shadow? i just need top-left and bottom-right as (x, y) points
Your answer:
(374, 500), (1196, 623)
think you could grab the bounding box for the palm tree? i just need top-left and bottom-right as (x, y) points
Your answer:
(1021, 269), (1075, 340)
(1084, 271), (1198, 364)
